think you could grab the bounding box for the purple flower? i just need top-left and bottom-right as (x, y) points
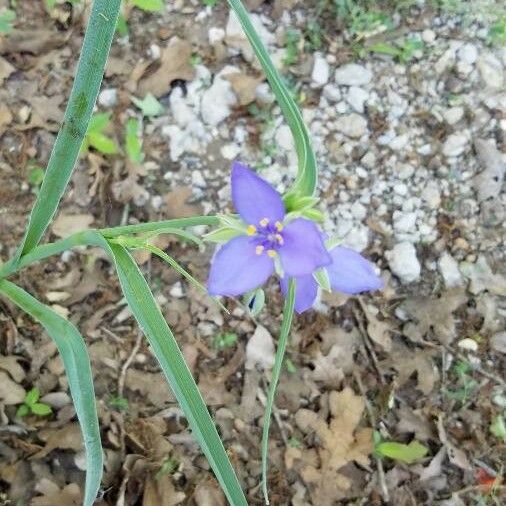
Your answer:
(207, 162), (383, 312)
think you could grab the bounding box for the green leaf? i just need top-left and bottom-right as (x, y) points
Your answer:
(16, 404), (30, 418)
(31, 403), (53, 416)
(213, 332), (238, 349)
(131, 93), (164, 117)
(0, 280), (102, 506)
(376, 440), (428, 464)
(313, 268), (331, 292)
(262, 278), (296, 504)
(102, 241), (247, 505)
(115, 13), (129, 37)
(16, 0), (122, 258)
(125, 117), (143, 163)
(24, 387), (40, 406)
(28, 167), (45, 187)
(227, 0), (317, 198)
(0, 9), (16, 34)
(88, 131), (119, 154)
(131, 0), (165, 12)
(88, 112), (112, 133)
(490, 415), (506, 441)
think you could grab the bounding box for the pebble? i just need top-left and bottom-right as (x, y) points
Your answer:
(201, 70), (237, 126)
(208, 27), (225, 45)
(457, 338), (478, 352)
(438, 252), (463, 287)
(422, 29), (436, 43)
(335, 113), (368, 138)
(346, 86), (369, 113)
(442, 132), (468, 157)
(350, 201), (367, 221)
(421, 181), (441, 209)
(386, 242), (421, 283)
(98, 88), (117, 108)
(311, 53), (330, 87)
(335, 63), (372, 86)
(477, 52), (504, 88)
(490, 331), (506, 354)
(322, 83), (341, 102)
(170, 282), (184, 298)
(457, 43), (478, 64)
(443, 106), (464, 125)
(393, 211), (417, 234)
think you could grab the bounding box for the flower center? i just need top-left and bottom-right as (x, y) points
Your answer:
(247, 218), (284, 256)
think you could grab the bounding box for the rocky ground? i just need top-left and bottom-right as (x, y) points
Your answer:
(0, 0), (505, 505)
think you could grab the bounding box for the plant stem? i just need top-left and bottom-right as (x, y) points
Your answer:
(261, 278), (296, 504)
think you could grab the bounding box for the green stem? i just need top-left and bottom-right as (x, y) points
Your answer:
(1, 216), (219, 279)
(16, 0), (121, 259)
(261, 278), (296, 505)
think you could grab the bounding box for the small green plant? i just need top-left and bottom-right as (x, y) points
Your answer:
(0, 8), (16, 33)
(125, 117), (144, 164)
(368, 37), (423, 63)
(131, 93), (165, 117)
(488, 16), (506, 45)
(490, 414), (506, 441)
(374, 431), (428, 464)
(107, 395), (129, 412)
(202, 0), (220, 7)
(156, 457), (179, 478)
(27, 163), (45, 193)
(213, 332), (238, 349)
(16, 388), (53, 417)
(131, 0), (164, 11)
(283, 27), (302, 66)
(82, 112), (119, 155)
(443, 360), (479, 405)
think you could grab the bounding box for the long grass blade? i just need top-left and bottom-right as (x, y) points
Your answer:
(227, 0), (317, 197)
(261, 278), (296, 505)
(0, 280), (102, 506)
(17, 0), (121, 258)
(102, 240), (248, 505)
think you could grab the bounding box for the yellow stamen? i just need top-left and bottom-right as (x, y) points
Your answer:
(255, 245), (264, 255)
(275, 233), (284, 245)
(246, 225), (257, 236)
(259, 218), (269, 227)
(275, 221), (283, 231)
(267, 249), (277, 258)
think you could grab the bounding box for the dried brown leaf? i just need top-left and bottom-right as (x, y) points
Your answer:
(31, 480), (81, 506)
(51, 213), (94, 238)
(138, 38), (195, 96)
(0, 370), (26, 404)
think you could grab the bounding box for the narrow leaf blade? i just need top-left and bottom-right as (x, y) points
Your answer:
(0, 280), (102, 506)
(105, 243), (247, 505)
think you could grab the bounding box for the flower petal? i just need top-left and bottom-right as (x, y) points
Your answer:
(208, 236), (274, 296)
(231, 161), (285, 225)
(279, 218), (331, 276)
(280, 274), (318, 313)
(326, 246), (383, 294)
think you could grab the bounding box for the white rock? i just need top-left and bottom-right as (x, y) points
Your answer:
(335, 113), (368, 138)
(393, 211), (417, 233)
(323, 83), (341, 102)
(443, 106), (464, 125)
(393, 183), (408, 196)
(396, 163), (415, 180)
(275, 124), (294, 151)
(457, 43), (478, 64)
(457, 338), (478, 352)
(335, 63), (372, 86)
(490, 331), (506, 354)
(389, 133), (410, 151)
(208, 27), (225, 45)
(170, 282), (184, 298)
(438, 252), (463, 288)
(350, 201), (367, 221)
(255, 83), (275, 104)
(98, 88), (117, 108)
(477, 53), (504, 89)
(221, 143), (241, 160)
(386, 242), (421, 283)
(421, 181), (441, 209)
(201, 68), (238, 126)
(245, 325), (275, 370)
(342, 225), (370, 252)
(442, 132), (468, 157)
(311, 53), (330, 87)
(346, 86), (369, 113)
(422, 29), (436, 43)
(191, 170), (206, 188)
